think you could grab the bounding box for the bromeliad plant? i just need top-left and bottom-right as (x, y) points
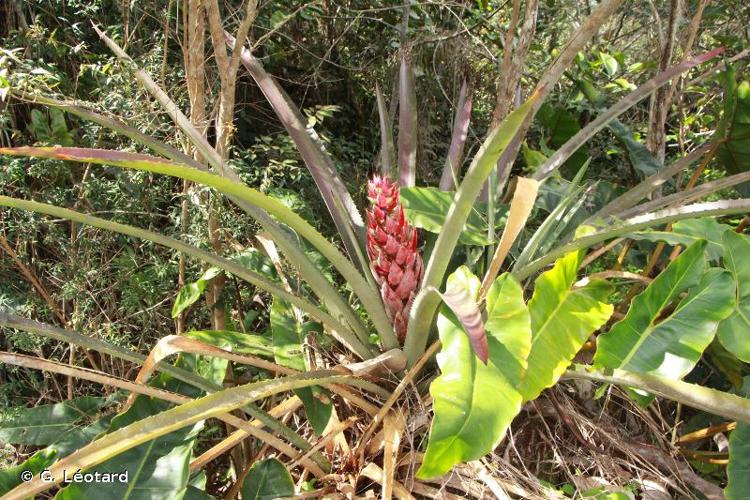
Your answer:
(2, 1), (750, 496)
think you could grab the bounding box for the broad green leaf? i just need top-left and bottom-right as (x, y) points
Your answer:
(716, 67), (750, 197)
(232, 247), (278, 282)
(629, 217), (732, 261)
(726, 376), (750, 500)
(717, 231), (750, 362)
(518, 251), (613, 402)
(537, 103), (588, 178)
(0, 396), (110, 446)
(727, 421), (750, 499)
(418, 269), (528, 479)
(48, 412), (116, 457)
(57, 398), (203, 500)
(399, 186), (507, 246)
(522, 142), (548, 172)
(598, 52), (619, 76)
(184, 472), (212, 500)
(271, 298), (305, 371)
(241, 458), (295, 500)
(28, 108), (73, 146)
(56, 343), (230, 499)
(269, 10), (287, 28)
(608, 120), (662, 177)
(484, 273), (532, 385)
(705, 340), (745, 390)
(171, 267), (221, 318)
(595, 241), (735, 404)
(171, 249), (277, 323)
(271, 298), (332, 435)
(0, 395), (112, 495)
(185, 330), (274, 358)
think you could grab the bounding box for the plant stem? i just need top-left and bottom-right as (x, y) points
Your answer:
(563, 366), (750, 423)
(513, 199), (750, 282)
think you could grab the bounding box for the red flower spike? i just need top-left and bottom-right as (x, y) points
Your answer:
(367, 176), (424, 343)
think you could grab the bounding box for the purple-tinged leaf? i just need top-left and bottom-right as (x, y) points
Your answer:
(439, 81), (472, 191)
(0, 146), (175, 168)
(376, 84), (396, 177)
(226, 33), (367, 270)
(397, 53), (417, 188)
(533, 47), (724, 182)
(440, 282), (488, 364)
(11, 91), (204, 171)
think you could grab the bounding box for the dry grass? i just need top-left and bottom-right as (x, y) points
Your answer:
(2, 339), (726, 499)
(240, 369), (726, 499)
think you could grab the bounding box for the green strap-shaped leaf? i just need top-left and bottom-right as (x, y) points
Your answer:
(0, 146), (386, 352)
(56, 340), (230, 500)
(518, 251), (613, 402)
(241, 458), (295, 500)
(171, 267), (221, 318)
(418, 269), (529, 479)
(628, 217), (732, 262)
(595, 241), (735, 404)
(6, 372), (356, 499)
(717, 231), (750, 362)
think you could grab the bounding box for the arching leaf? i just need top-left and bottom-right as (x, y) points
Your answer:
(7, 372), (355, 499)
(56, 340), (231, 500)
(628, 217), (732, 262)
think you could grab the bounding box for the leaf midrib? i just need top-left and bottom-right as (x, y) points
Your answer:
(620, 271), (716, 369)
(430, 320), (481, 465)
(616, 255), (699, 368)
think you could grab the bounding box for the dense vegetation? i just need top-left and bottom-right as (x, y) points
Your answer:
(1, 0), (750, 498)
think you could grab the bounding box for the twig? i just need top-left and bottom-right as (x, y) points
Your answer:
(677, 421), (736, 444)
(356, 340), (441, 462)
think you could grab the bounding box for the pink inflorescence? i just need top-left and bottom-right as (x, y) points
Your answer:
(366, 176), (424, 343)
